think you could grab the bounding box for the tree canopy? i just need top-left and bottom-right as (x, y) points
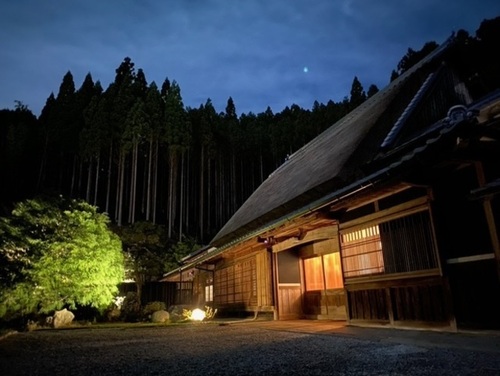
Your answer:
(0, 197), (124, 318)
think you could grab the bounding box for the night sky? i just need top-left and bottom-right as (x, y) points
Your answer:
(1, 0), (499, 117)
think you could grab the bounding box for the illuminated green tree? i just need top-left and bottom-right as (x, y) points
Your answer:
(0, 197), (124, 319)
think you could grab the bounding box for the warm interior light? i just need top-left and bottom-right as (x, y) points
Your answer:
(191, 308), (206, 321)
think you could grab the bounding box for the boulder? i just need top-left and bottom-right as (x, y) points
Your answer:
(52, 309), (75, 328)
(151, 310), (170, 323)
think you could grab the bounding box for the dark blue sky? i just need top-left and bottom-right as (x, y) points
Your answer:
(1, 0), (499, 117)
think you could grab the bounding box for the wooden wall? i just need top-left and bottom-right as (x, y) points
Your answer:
(346, 276), (455, 329)
(256, 250), (273, 309)
(303, 289), (346, 319)
(213, 249), (274, 315)
(277, 284), (302, 320)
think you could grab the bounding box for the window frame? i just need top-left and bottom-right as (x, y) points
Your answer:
(339, 196), (441, 284)
(303, 252), (344, 292)
(205, 284), (213, 303)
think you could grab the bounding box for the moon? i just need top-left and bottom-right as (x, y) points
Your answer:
(303, 66), (309, 73)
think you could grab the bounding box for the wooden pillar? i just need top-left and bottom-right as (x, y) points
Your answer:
(475, 162), (500, 281)
(271, 250), (279, 320)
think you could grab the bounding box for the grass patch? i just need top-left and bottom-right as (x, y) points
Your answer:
(36, 320), (199, 331)
(1, 318), (223, 336)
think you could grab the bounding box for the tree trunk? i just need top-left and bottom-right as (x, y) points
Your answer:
(260, 151), (264, 183)
(117, 150), (125, 226)
(185, 151), (191, 233)
(70, 155), (77, 197)
(251, 160), (255, 193)
(114, 152), (120, 222)
(93, 154), (100, 206)
(86, 159), (93, 203)
(240, 158), (244, 206)
(128, 142), (138, 224)
(215, 157), (221, 230)
(135, 267), (143, 306)
(132, 142), (138, 222)
(152, 139), (158, 224)
(207, 157), (212, 236)
(179, 150), (185, 240)
(58, 151), (65, 192)
(106, 143), (113, 214)
(231, 153), (237, 215)
(77, 158), (83, 196)
(199, 145), (205, 240)
(146, 136), (153, 221)
(168, 149), (178, 238)
(141, 151), (147, 216)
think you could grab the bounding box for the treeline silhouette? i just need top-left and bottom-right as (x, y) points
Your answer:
(1, 17), (498, 244)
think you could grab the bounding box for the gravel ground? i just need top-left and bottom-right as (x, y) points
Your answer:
(1, 322), (500, 375)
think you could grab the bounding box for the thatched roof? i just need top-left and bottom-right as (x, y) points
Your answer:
(211, 36), (458, 247)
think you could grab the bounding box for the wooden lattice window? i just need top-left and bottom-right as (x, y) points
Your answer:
(379, 211), (438, 273)
(214, 257), (257, 305)
(205, 275), (213, 303)
(341, 210), (438, 279)
(341, 225), (384, 278)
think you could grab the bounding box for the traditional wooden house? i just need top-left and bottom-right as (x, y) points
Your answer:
(164, 35), (500, 330)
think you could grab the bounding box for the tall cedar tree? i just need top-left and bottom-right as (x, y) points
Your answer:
(163, 80), (191, 238)
(349, 76), (367, 110)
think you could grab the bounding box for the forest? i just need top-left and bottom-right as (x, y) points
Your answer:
(1, 17), (499, 248)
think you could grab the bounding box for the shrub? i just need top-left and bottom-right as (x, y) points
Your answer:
(168, 305), (191, 323)
(120, 292), (142, 322)
(143, 301), (166, 316)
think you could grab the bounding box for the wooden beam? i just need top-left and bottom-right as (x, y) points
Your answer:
(272, 226), (338, 253)
(259, 211), (337, 243)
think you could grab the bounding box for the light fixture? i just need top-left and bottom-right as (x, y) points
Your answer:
(190, 308), (206, 321)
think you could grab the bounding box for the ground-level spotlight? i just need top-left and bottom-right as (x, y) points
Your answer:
(190, 308), (206, 321)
